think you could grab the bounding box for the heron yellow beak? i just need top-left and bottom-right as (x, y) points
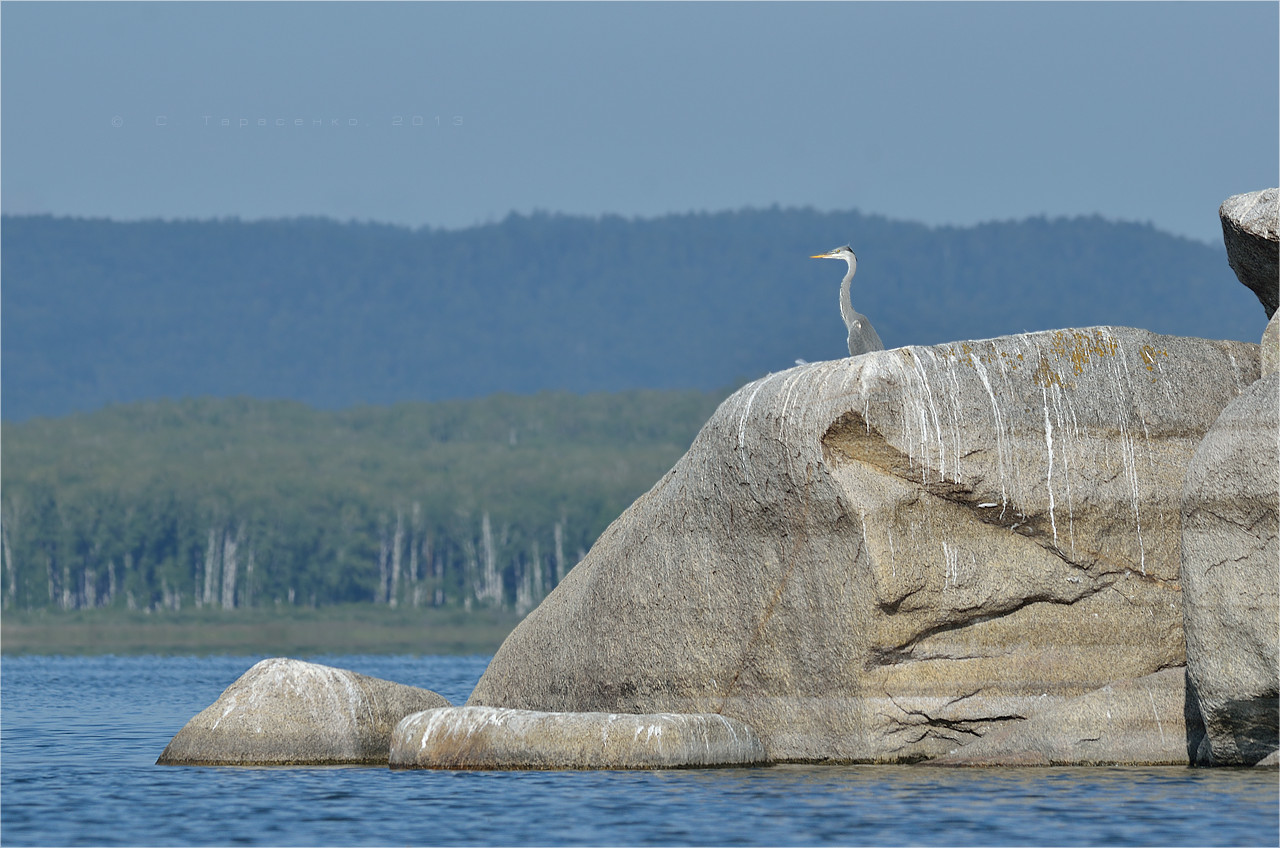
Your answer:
(810, 253), (831, 259)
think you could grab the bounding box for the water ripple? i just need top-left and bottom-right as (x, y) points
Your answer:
(3, 655), (1276, 846)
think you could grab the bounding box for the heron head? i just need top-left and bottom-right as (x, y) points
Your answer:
(811, 245), (856, 261)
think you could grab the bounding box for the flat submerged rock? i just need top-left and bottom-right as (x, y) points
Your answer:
(158, 658), (450, 766)
(389, 706), (768, 770)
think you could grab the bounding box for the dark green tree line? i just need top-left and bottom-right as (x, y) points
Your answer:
(1, 391), (728, 613)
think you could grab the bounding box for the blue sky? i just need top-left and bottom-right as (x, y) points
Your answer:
(2, 1), (1276, 244)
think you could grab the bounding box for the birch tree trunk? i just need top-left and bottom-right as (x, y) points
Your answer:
(408, 503), (420, 605)
(553, 520), (565, 587)
(481, 511), (501, 606)
(61, 563), (72, 610)
(389, 509), (404, 608)
(243, 547), (255, 609)
(202, 528), (220, 608)
(220, 525), (240, 610)
(377, 529), (390, 605)
(1, 514), (16, 609)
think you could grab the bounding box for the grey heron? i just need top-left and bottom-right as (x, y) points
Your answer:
(811, 245), (885, 357)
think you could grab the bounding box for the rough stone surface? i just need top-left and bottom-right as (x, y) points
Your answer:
(389, 707), (767, 770)
(469, 327), (1260, 763)
(1181, 371), (1280, 766)
(1220, 188), (1279, 318)
(1262, 311), (1278, 378)
(157, 658), (451, 765)
(925, 668), (1193, 766)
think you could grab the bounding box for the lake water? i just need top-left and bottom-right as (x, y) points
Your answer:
(2, 654), (1276, 847)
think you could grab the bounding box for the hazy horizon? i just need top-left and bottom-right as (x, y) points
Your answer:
(3, 2), (1276, 246)
(0, 204), (1239, 248)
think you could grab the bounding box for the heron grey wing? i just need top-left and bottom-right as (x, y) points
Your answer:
(846, 313), (885, 357)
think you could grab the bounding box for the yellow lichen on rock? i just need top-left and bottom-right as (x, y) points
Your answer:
(1032, 356), (1065, 389)
(1139, 344), (1168, 371)
(1048, 328), (1121, 376)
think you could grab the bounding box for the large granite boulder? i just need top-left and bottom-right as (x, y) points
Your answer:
(1181, 371), (1280, 766)
(925, 668), (1193, 766)
(1220, 188), (1279, 318)
(158, 658), (451, 765)
(390, 707), (767, 769)
(470, 327), (1260, 763)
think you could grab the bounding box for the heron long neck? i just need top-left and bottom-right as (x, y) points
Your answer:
(838, 258), (857, 330)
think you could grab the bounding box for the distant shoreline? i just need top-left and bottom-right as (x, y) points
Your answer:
(0, 605), (522, 656)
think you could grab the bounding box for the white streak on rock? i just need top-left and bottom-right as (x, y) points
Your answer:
(909, 350), (947, 480)
(1060, 385), (1081, 557)
(1042, 385), (1058, 547)
(1106, 348), (1146, 573)
(972, 354), (1010, 515)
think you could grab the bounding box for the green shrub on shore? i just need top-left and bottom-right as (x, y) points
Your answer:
(0, 604), (524, 656)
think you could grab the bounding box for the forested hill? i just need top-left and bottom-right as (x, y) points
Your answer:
(2, 209), (1264, 421)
